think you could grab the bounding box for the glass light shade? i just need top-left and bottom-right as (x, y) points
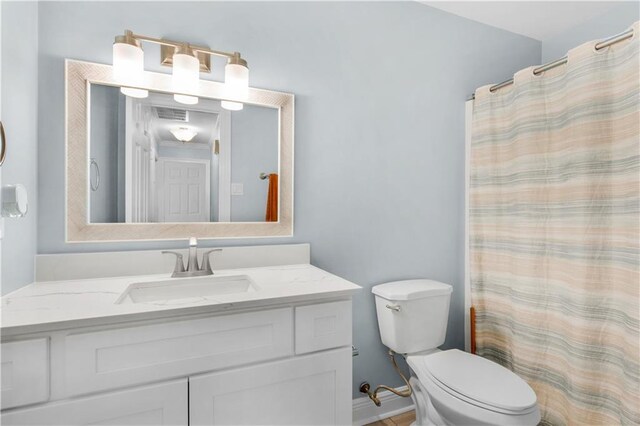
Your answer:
(173, 51), (200, 105)
(113, 41), (147, 98)
(170, 127), (198, 142)
(121, 87), (148, 98)
(224, 63), (249, 100)
(221, 100), (244, 111)
(174, 94), (199, 105)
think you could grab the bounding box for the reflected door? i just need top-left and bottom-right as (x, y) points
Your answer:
(158, 159), (210, 222)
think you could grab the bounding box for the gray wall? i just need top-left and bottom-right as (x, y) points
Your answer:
(230, 105), (278, 222)
(36, 1), (541, 396)
(541, 2), (639, 62)
(89, 84), (120, 223)
(1, 1), (39, 294)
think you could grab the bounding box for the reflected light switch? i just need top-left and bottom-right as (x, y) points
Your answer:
(231, 183), (244, 196)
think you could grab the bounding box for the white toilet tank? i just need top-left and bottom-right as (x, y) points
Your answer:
(372, 279), (453, 354)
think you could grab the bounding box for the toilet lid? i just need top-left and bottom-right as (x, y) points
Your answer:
(372, 279), (452, 300)
(420, 350), (537, 412)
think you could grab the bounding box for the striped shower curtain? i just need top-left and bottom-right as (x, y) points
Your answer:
(470, 22), (639, 425)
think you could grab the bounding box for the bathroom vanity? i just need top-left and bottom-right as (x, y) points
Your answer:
(0, 56), (361, 425)
(0, 245), (360, 425)
(0, 52), (356, 425)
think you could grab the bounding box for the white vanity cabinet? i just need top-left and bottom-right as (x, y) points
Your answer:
(0, 300), (353, 426)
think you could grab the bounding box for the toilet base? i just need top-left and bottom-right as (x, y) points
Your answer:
(410, 375), (448, 426)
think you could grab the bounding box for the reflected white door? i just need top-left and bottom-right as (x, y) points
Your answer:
(124, 98), (157, 223)
(157, 158), (210, 222)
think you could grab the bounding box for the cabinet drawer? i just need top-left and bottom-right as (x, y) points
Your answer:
(64, 308), (293, 396)
(295, 301), (352, 354)
(1, 378), (187, 425)
(1, 338), (49, 409)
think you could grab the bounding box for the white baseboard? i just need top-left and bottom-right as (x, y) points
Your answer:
(352, 386), (414, 425)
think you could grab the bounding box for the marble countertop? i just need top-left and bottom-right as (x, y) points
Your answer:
(1, 264), (361, 336)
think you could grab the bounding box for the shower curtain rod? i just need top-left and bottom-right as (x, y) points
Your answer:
(467, 26), (635, 100)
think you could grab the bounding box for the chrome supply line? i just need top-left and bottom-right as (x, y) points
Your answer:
(467, 27), (635, 100)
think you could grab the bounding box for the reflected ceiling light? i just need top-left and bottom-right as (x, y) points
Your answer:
(112, 30), (148, 98)
(170, 126), (198, 143)
(172, 44), (199, 105)
(110, 30), (251, 108)
(221, 100), (244, 111)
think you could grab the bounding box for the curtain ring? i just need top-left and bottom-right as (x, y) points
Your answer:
(90, 158), (100, 191)
(0, 121), (6, 166)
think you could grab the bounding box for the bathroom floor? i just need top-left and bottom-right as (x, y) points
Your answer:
(366, 410), (416, 426)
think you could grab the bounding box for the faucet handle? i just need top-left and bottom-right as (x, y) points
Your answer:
(200, 249), (222, 274)
(162, 251), (185, 276)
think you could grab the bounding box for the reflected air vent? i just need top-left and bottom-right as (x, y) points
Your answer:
(155, 107), (188, 122)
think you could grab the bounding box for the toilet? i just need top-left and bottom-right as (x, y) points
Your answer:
(372, 280), (541, 426)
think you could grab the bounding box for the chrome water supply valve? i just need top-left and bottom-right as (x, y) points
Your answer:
(359, 350), (412, 407)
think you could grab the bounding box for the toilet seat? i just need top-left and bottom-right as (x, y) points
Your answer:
(416, 349), (537, 414)
(410, 370), (541, 426)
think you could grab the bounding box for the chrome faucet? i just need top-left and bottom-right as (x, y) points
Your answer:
(162, 237), (221, 278)
(187, 237), (199, 272)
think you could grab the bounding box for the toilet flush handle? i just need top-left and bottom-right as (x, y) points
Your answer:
(386, 304), (401, 312)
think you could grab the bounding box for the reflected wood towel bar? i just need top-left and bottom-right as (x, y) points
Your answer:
(470, 306), (476, 354)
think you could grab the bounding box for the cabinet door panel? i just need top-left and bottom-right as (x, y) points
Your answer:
(1, 338), (49, 409)
(1, 379), (187, 426)
(190, 348), (352, 425)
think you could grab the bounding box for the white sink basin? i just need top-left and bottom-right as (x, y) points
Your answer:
(115, 275), (259, 304)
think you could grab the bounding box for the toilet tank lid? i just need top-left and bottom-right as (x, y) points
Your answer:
(372, 279), (452, 301)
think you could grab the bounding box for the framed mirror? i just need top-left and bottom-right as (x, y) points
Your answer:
(66, 60), (294, 241)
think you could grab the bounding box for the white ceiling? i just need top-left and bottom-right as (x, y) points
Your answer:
(423, 1), (627, 41)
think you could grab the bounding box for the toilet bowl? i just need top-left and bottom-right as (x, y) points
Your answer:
(407, 349), (540, 425)
(372, 280), (540, 426)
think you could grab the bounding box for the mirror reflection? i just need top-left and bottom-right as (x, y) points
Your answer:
(88, 84), (278, 223)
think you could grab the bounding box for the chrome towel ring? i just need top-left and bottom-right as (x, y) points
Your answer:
(0, 121), (6, 166)
(90, 158), (100, 191)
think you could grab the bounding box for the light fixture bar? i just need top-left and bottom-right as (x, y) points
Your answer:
(130, 31), (239, 61)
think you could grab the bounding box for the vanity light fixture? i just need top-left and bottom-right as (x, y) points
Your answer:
(112, 32), (148, 98)
(172, 45), (200, 105)
(224, 54), (249, 98)
(170, 126), (198, 143)
(220, 100), (244, 111)
(112, 30), (250, 109)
